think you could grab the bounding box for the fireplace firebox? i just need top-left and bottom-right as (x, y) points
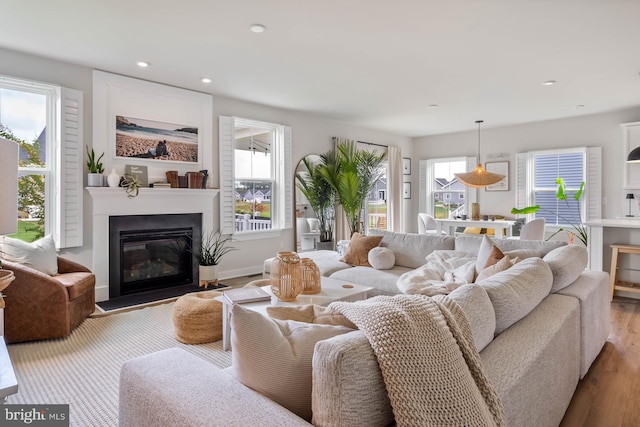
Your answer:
(109, 214), (201, 298)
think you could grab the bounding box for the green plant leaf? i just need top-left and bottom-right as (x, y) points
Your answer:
(555, 177), (567, 200)
(575, 181), (585, 201)
(511, 205), (540, 215)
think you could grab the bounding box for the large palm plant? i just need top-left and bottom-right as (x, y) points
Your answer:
(296, 156), (335, 242)
(320, 141), (386, 235)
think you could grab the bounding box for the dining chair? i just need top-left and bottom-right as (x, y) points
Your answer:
(519, 218), (546, 240)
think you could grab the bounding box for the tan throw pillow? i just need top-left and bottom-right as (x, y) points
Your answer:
(0, 234), (58, 276)
(476, 255), (519, 282)
(483, 244), (505, 269)
(230, 304), (354, 421)
(340, 232), (383, 267)
(267, 304), (356, 328)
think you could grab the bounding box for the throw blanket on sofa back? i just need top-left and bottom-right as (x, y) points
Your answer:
(329, 294), (506, 427)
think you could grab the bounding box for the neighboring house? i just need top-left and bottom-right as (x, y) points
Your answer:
(433, 178), (465, 205)
(18, 127), (46, 164)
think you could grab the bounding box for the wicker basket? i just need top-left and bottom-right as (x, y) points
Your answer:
(300, 258), (321, 294)
(270, 251), (302, 301)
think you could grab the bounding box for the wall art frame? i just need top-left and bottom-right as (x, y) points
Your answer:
(485, 161), (509, 192)
(403, 157), (411, 175)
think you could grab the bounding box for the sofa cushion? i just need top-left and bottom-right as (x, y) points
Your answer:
(478, 257), (553, 334)
(455, 234), (566, 258)
(230, 304), (353, 421)
(275, 250), (351, 277)
(266, 304), (356, 328)
(340, 233), (383, 267)
(369, 229), (455, 269)
(447, 284), (496, 352)
(330, 265), (411, 295)
(367, 247), (395, 270)
(476, 255), (518, 283)
(0, 234), (58, 276)
(543, 245), (588, 292)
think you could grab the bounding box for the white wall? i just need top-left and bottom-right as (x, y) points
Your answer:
(410, 108), (640, 232)
(0, 47), (413, 279)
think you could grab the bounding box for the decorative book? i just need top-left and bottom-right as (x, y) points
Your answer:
(223, 287), (271, 304)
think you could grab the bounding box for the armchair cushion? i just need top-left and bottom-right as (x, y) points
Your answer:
(0, 234), (57, 275)
(54, 272), (95, 300)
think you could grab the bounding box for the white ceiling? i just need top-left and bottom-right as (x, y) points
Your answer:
(2, 0), (640, 137)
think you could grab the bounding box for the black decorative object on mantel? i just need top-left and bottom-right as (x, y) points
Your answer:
(199, 170), (208, 189)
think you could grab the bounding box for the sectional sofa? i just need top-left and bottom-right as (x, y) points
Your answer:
(119, 230), (610, 426)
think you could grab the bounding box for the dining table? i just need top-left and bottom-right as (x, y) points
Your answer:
(434, 218), (516, 239)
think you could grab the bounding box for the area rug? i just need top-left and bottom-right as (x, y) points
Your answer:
(6, 302), (232, 427)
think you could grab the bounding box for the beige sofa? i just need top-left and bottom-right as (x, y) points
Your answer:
(120, 231), (610, 426)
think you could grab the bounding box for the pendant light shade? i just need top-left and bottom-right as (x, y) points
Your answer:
(454, 120), (505, 188)
(627, 146), (640, 163)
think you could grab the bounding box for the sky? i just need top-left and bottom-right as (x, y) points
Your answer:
(0, 88), (46, 142)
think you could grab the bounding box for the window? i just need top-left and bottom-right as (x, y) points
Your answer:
(516, 147), (602, 226)
(220, 116), (292, 239)
(365, 161), (387, 233)
(420, 158), (475, 219)
(0, 75), (83, 248)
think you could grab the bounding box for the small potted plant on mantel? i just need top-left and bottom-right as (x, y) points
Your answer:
(186, 230), (236, 289)
(86, 145), (105, 187)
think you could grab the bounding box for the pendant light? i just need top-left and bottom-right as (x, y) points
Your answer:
(454, 120), (505, 188)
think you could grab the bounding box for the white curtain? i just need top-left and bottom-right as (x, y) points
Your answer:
(387, 145), (403, 232)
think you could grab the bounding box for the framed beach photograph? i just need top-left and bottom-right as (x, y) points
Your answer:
(115, 115), (198, 164)
(403, 157), (411, 175)
(403, 182), (411, 199)
(485, 161), (509, 191)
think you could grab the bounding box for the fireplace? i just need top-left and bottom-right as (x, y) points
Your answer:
(109, 213), (201, 298)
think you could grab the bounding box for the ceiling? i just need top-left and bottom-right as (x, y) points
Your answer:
(2, 0), (640, 137)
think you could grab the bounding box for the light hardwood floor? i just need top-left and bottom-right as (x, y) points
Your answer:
(225, 277), (639, 425)
(561, 296), (640, 427)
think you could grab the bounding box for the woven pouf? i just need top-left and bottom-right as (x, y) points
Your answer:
(172, 290), (223, 344)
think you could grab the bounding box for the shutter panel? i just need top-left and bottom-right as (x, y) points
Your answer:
(419, 160), (428, 214)
(282, 126), (293, 229)
(586, 147), (602, 221)
(515, 153), (529, 217)
(57, 87), (83, 248)
(219, 116), (235, 234)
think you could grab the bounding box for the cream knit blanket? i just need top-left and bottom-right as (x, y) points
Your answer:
(329, 294), (506, 427)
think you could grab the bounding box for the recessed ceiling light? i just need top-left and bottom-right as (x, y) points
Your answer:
(201, 77), (212, 83)
(250, 24), (266, 33)
(427, 104), (438, 108)
(574, 104), (585, 109)
(136, 61), (150, 68)
(542, 80), (556, 86)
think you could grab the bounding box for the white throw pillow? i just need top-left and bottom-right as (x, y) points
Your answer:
(367, 247), (395, 270)
(230, 304), (354, 421)
(0, 234), (58, 275)
(475, 235), (495, 274)
(543, 245), (588, 292)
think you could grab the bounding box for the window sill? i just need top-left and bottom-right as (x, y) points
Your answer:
(233, 229), (283, 241)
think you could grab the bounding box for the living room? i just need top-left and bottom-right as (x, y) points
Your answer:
(1, 1), (639, 426)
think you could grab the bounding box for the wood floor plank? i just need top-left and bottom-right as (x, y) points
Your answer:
(561, 297), (640, 427)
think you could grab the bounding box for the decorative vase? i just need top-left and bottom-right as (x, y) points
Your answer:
(270, 251), (302, 301)
(166, 171), (179, 188)
(199, 264), (219, 288)
(107, 169), (120, 188)
(471, 203), (480, 221)
(300, 258), (321, 294)
(87, 173), (103, 187)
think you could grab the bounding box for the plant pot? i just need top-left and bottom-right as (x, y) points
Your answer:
(87, 173), (103, 187)
(317, 241), (334, 251)
(199, 264), (219, 288)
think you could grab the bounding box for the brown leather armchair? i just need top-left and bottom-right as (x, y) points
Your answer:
(1, 257), (95, 343)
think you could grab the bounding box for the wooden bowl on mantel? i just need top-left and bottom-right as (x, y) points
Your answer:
(0, 269), (15, 292)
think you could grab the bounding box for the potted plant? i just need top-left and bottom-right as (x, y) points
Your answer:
(296, 155), (335, 244)
(320, 141), (386, 236)
(86, 145), (105, 187)
(511, 177), (587, 245)
(185, 230), (236, 288)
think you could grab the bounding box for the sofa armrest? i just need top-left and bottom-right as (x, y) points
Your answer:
(120, 348), (311, 427)
(57, 256), (91, 274)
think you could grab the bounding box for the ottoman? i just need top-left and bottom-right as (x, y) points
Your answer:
(172, 291), (223, 344)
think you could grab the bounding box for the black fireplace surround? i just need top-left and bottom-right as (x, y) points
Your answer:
(109, 213), (202, 299)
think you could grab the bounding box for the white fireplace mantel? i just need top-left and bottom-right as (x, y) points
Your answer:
(87, 187), (219, 301)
